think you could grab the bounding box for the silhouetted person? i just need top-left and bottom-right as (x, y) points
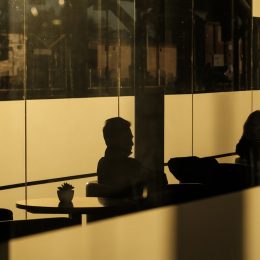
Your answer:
(236, 110), (260, 185)
(97, 117), (167, 199)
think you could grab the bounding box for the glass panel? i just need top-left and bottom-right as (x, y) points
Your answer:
(0, 0), (256, 220)
(164, 0), (192, 93)
(233, 0), (252, 90)
(194, 0), (233, 92)
(1, 0), (253, 100)
(194, 0), (252, 93)
(253, 17), (260, 90)
(26, 0), (135, 99)
(25, 0), (136, 219)
(0, 0), (26, 219)
(135, 0), (192, 94)
(0, 0), (25, 100)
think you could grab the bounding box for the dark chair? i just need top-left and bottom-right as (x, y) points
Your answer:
(0, 208), (13, 221)
(86, 181), (144, 222)
(168, 156), (250, 195)
(146, 183), (209, 206)
(86, 181), (115, 197)
(168, 156), (219, 184)
(213, 163), (251, 189)
(86, 181), (139, 198)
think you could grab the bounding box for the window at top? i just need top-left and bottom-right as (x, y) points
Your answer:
(26, 0), (135, 99)
(194, 0), (252, 93)
(0, 0), (253, 100)
(0, 0), (25, 100)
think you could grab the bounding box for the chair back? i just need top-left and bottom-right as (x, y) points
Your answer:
(0, 208), (13, 221)
(168, 156), (219, 184)
(86, 181), (120, 197)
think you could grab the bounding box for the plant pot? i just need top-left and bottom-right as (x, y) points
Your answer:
(57, 190), (74, 203)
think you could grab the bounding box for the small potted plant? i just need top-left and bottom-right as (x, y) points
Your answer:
(57, 182), (74, 203)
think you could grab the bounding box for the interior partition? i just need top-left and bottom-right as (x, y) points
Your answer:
(0, 0), (259, 220)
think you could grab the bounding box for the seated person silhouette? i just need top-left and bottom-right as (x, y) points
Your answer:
(236, 110), (260, 185)
(97, 117), (167, 199)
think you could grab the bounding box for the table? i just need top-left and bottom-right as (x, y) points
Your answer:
(16, 197), (141, 222)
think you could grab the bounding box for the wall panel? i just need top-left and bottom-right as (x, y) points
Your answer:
(26, 177), (97, 219)
(164, 95), (192, 184)
(164, 95), (193, 160)
(193, 91), (252, 157)
(0, 188), (25, 220)
(119, 96), (135, 156)
(27, 97), (118, 182)
(0, 101), (25, 186)
(253, 90), (260, 110)
(253, 0), (260, 17)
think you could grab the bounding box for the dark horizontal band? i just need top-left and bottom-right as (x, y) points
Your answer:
(163, 152), (237, 166)
(0, 153), (237, 191)
(205, 152), (237, 159)
(0, 173), (97, 191)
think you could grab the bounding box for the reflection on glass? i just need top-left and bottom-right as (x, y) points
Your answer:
(0, 0), (254, 99)
(194, 0), (252, 92)
(253, 17), (260, 90)
(26, 0), (135, 98)
(135, 0), (192, 93)
(0, 0), (25, 100)
(163, 0), (192, 93)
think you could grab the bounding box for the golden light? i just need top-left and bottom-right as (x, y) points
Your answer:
(31, 7), (38, 17)
(52, 19), (62, 26)
(58, 0), (65, 6)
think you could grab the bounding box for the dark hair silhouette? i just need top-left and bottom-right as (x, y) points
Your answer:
(236, 111), (260, 157)
(103, 117), (131, 146)
(102, 117), (133, 156)
(236, 110), (260, 185)
(242, 110), (260, 141)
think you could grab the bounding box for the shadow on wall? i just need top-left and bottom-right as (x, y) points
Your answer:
(0, 217), (80, 260)
(175, 192), (244, 260)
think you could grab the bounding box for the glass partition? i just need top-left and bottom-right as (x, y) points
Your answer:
(0, 0), (137, 219)
(26, 0), (135, 99)
(163, 0), (192, 93)
(0, 0), (26, 219)
(24, 0), (137, 220)
(0, 0), (256, 220)
(0, 0), (254, 101)
(0, 0), (25, 100)
(194, 0), (252, 93)
(253, 17), (260, 89)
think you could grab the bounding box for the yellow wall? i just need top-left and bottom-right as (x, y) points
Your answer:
(0, 91), (257, 218)
(193, 91), (252, 157)
(27, 98), (118, 180)
(0, 101), (25, 186)
(0, 97), (135, 218)
(253, 0), (260, 17)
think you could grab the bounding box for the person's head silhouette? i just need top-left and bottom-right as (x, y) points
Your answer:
(103, 117), (133, 156)
(243, 110), (260, 141)
(236, 110), (260, 163)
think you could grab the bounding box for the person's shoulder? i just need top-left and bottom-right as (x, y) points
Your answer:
(97, 157), (105, 164)
(97, 157), (107, 170)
